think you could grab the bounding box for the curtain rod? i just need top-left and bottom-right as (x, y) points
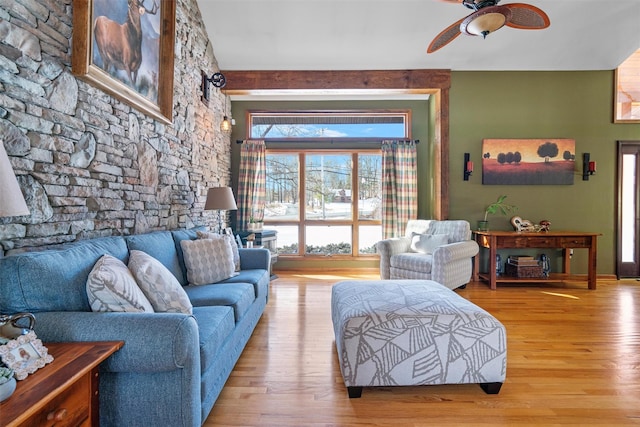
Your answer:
(235, 139), (419, 144)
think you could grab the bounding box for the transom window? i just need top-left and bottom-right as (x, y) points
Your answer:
(249, 111), (409, 140)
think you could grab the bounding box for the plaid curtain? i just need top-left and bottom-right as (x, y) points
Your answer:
(237, 140), (266, 230)
(381, 140), (418, 239)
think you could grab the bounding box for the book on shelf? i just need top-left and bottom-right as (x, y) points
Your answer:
(507, 256), (539, 266)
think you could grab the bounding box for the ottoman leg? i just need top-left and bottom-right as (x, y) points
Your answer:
(480, 382), (503, 394)
(347, 386), (363, 398)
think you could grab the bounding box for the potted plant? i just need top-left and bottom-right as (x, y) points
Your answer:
(478, 195), (516, 231)
(247, 211), (263, 232)
(0, 366), (16, 402)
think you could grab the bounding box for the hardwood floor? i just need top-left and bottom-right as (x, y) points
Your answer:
(204, 271), (640, 426)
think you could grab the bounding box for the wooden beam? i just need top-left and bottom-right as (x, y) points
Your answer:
(222, 70), (450, 92)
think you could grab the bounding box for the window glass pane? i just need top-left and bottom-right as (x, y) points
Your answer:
(265, 154), (299, 221)
(305, 154), (352, 220)
(622, 154), (636, 262)
(271, 225), (299, 255)
(358, 154), (382, 220)
(359, 225), (381, 254)
(250, 112), (407, 139)
(305, 226), (352, 255)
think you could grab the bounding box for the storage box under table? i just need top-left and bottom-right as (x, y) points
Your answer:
(505, 262), (544, 278)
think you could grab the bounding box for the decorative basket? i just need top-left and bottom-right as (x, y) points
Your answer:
(505, 262), (544, 278)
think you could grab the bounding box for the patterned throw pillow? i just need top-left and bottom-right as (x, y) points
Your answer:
(196, 231), (241, 271)
(180, 237), (235, 285)
(86, 254), (154, 312)
(128, 250), (193, 314)
(410, 233), (449, 254)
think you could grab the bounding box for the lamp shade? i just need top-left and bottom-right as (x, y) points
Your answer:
(204, 187), (237, 211)
(0, 142), (29, 218)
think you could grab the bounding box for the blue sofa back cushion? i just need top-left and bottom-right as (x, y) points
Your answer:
(171, 226), (206, 286)
(0, 237), (128, 313)
(125, 231), (185, 285)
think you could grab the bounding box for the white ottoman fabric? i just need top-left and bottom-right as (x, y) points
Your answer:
(331, 280), (506, 397)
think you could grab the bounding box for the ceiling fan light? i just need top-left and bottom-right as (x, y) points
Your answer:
(465, 13), (506, 36)
(460, 5), (512, 37)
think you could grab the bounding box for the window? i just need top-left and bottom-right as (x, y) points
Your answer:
(256, 110), (407, 258)
(265, 151), (382, 257)
(250, 111), (408, 140)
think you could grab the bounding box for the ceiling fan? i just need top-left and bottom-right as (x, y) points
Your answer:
(427, 0), (550, 53)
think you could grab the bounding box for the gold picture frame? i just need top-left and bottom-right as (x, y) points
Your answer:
(72, 0), (176, 124)
(0, 331), (54, 380)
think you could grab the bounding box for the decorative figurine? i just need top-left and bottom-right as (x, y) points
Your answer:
(511, 216), (536, 232)
(539, 220), (551, 232)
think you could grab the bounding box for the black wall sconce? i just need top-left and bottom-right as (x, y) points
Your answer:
(463, 152), (473, 181)
(582, 153), (596, 180)
(201, 71), (226, 105)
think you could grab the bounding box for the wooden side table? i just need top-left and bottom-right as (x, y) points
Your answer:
(0, 341), (123, 427)
(473, 230), (600, 290)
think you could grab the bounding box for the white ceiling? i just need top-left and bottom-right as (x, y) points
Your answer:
(196, 0), (640, 72)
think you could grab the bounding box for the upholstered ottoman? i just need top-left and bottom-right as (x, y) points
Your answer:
(331, 280), (506, 398)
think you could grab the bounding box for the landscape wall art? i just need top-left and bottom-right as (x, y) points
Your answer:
(482, 139), (575, 185)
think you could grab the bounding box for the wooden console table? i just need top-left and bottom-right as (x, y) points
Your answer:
(0, 341), (123, 427)
(473, 231), (600, 290)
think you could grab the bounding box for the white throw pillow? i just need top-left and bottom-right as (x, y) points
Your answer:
(128, 250), (193, 314)
(86, 254), (154, 312)
(196, 231), (241, 271)
(410, 233), (449, 254)
(180, 237), (236, 285)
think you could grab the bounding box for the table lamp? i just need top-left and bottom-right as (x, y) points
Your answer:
(0, 142), (29, 218)
(204, 187), (237, 232)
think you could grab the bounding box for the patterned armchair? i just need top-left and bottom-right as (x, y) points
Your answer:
(376, 220), (479, 290)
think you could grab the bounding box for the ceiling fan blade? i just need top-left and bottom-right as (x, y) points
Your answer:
(427, 18), (465, 53)
(504, 3), (550, 29)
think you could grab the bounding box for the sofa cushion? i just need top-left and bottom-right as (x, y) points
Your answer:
(0, 236), (128, 313)
(183, 283), (255, 321)
(427, 220), (471, 243)
(191, 306), (235, 371)
(128, 250), (193, 314)
(86, 254), (154, 312)
(171, 227), (207, 286)
(410, 233), (448, 254)
(196, 231), (241, 272)
(218, 269), (270, 300)
(391, 252), (433, 274)
(180, 238), (236, 285)
(125, 231), (185, 285)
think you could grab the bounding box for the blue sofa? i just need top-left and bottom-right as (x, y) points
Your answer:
(0, 227), (271, 426)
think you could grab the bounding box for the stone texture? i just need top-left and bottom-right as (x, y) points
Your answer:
(69, 131), (96, 168)
(1, 118), (30, 155)
(18, 174), (53, 224)
(0, 18), (42, 61)
(47, 71), (78, 115)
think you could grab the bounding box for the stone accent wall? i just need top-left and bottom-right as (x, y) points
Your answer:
(0, 0), (230, 255)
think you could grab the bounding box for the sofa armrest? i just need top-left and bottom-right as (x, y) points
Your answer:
(431, 240), (480, 288)
(238, 247), (271, 270)
(376, 237), (411, 279)
(33, 311), (199, 373)
(432, 240), (479, 263)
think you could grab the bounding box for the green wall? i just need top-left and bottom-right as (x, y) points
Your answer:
(450, 71), (640, 275)
(230, 72), (640, 275)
